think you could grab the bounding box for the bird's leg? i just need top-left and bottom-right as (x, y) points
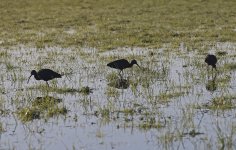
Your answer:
(118, 70), (121, 77)
(215, 67), (218, 75)
(207, 65), (209, 79)
(121, 70), (124, 79)
(46, 81), (49, 87)
(119, 70), (123, 79)
(211, 71), (214, 80)
(210, 66), (213, 79)
(212, 73), (217, 91)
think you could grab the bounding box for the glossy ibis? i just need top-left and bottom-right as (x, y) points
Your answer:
(107, 59), (140, 75)
(205, 54), (217, 71)
(27, 69), (62, 87)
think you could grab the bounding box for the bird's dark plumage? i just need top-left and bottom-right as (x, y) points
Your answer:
(107, 59), (140, 73)
(205, 54), (217, 69)
(27, 69), (62, 86)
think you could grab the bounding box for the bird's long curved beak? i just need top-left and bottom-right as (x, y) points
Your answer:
(27, 75), (32, 84)
(136, 64), (141, 68)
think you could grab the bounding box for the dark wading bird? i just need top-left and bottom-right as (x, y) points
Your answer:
(205, 54), (217, 72)
(27, 69), (62, 87)
(107, 59), (141, 76)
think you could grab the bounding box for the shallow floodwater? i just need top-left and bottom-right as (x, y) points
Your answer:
(1, 43), (236, 149)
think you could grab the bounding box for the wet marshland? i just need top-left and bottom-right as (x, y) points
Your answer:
(0, 43), (236, 149)
(1, 0), (236, 149)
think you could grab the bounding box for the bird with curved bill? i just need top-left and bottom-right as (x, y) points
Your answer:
(27, 69), (62, 87)
(107, 59), (141, 76)
(205, 54), (218, 71)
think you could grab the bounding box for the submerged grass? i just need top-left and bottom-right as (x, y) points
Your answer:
(0, 122), (5, 133)
(28, 85), (92, 95)
(17, 107), (41, 122)
(196, 95), (236, 110)
(139, 117), (166, 129)
(105, 87), (120, 98)
(17, 96), (67, 122)
(158, 91), (185, 102)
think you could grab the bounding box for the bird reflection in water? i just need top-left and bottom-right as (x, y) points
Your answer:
(108, 77), (130, 89)
(206, 74), (217, 92)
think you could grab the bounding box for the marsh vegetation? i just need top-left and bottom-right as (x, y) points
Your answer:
(0, 0), (236, 149)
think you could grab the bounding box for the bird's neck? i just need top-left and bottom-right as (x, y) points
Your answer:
(34, 74), (40, 80)
(129, 63), (134, 68)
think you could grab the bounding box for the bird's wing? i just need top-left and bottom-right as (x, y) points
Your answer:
(107, 59), (129, 69)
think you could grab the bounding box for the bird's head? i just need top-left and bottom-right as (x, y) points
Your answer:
(131, 59), (141, 68)
(31, 70), (37, 75)
(27, 70), (37, 83)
